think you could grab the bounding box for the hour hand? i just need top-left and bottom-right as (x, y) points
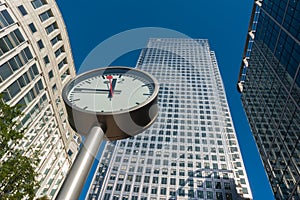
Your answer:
(108, 79), (117, 98)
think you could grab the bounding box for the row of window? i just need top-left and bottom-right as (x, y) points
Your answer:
(19, 93), (47, 127)
(131, 131), (224, 140)
(0, 47), (34, 82)
(112, 158), (228, 171)
(107, 179), (232, 190)
(2, 64), (40, 102)
(12, 79), (44, 122)
(115, 152), (227, 162)
(103, 189), (233, 200)
(110, 165), (233, 180)
(0, 29), (25, 56)
(17, 1), (48, 17)
(0, 9), (14, 29)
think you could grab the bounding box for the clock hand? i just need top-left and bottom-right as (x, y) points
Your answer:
(73, 88), (121, 94)
(106, 75), (117, 98)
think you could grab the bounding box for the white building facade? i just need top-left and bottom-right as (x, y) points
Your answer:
(0, 0), (79, 198)
(87, 38), (252, 200)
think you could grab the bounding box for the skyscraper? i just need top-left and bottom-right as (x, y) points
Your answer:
(237, 0), (300, 199)
(87, 38), (252, 200)
(0, 0), (79, 198)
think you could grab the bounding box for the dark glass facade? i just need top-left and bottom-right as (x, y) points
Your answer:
(238, 0), (300, 199)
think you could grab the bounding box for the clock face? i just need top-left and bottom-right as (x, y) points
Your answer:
(65, 67), (157, 113)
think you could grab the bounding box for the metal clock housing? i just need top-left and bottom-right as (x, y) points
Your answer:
(62, 66), (159, 140)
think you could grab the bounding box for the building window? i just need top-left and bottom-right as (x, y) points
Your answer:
(207, 191), (214, 199)
(0, 30), (25, 56)
(135, 175), (141, 182)
(160, 188), (167, 195)
(197, 190), (204, 198)
(170, 178), (176, 185)
(214, 180), (221, 189)
(152, 177), (158, 183)
(119, 183), (128, 192)
(179, 179), (185, 186)
(60, 69), (70, 82)
(52, 84), (57, 94)
(17, 5), (28, 16)
(133, 186), (139, 193)
(48, 70), (54, 80)
(23, 47), (33, 60)
(115, 184), (122, 191)
(37, 40), (44, 49)
(142, 186), (148, 193)
(103, 193), (110, 200)
(127, 175), (133, 181)
(0, 50), (31, 82)
(39, 9), (53, 22)
(224, 182), (231, 190)
(43, 56), (50, 65)
(242, 187), (248, 194)
(45, 22), (58, 34)
(144, 176), (150, 183)
(51, 34), (61, 46)
(58, 58), (67, 70)
(188, 190), (194, 198)
(0, 10), (14, 29)
(151, 187), (157, 194)
(67, 149), (73, 157)
(31, 0), (47, 9)
(178, 188), (185, 196)
(169, 189), (176, 197)
(29, 23), (37, 33)
(206, 180), (212, 188)
(54, 46), (65, 58)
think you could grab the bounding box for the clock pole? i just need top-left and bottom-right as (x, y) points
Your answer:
(56, 125), (106, 200)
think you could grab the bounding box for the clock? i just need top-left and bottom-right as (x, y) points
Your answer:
(62, 66), (159, 140)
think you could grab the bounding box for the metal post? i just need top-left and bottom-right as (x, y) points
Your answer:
(56, 126), (105, 200)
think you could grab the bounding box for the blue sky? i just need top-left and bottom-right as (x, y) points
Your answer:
(56, 1), (274, 199)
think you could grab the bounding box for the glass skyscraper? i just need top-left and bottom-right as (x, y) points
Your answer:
(0, 0), (79, 198)
(237, 0), (300, 199)
(87, 38), (252, 200)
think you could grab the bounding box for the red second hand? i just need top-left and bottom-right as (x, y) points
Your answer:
(106, 75), (113, 97)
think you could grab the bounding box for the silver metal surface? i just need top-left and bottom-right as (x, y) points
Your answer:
(56, 126), (105, 200)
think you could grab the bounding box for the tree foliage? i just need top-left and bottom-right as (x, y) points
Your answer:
(0, 98), (39, 199)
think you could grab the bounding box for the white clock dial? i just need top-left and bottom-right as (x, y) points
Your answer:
(66, 68), (155, 113)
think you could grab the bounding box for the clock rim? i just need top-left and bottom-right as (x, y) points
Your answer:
(62, 66), (159, 115)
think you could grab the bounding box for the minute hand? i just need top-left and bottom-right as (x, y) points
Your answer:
(73, 88), (121, 94)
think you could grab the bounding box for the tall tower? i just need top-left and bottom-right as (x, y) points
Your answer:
(0, 0), (79, 198)
(87, 38), (252, 200)
(237, 0), (300, 199)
